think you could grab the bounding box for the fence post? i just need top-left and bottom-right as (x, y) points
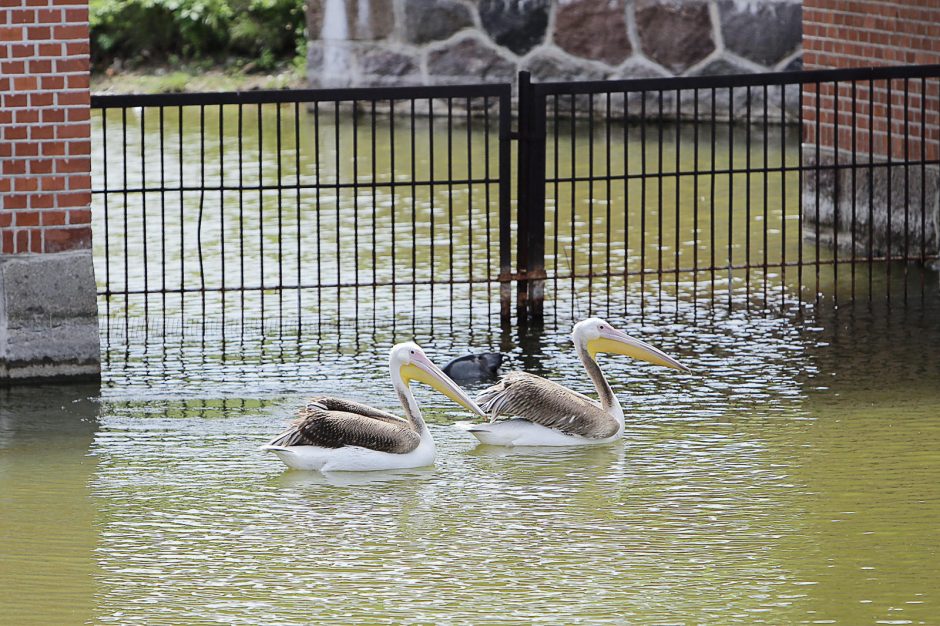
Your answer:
(516, 71), (547, 322)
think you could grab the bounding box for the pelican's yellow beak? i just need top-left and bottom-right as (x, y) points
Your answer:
(400, 353), (487, 417)
(587, 326), (689, 372)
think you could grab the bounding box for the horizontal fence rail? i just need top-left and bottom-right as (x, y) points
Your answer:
(91, 65), (940, 334)
(90, 84), (513, 327)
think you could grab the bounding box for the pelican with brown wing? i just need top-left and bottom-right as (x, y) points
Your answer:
(262, 342), (485, 471)
(465, 318), (689, 447)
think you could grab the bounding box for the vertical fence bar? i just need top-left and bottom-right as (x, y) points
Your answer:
(762, 83), (768, 307)
(313, 101), (322, 323)
(178, 105), (184, 323)
(447, 98), (455, 307)
(674, 87), (681, 312)
(693, 88), (699, 313)
(851, 81), (857, 300)
(640, 93), (647, 312)
(429, 98), (436, 309)
(198, 105), (206, 320)
(605, 91), (611, 314)
(294, 101), (302, 320)
(259, 103), (266, 316)
(710, 88), (716, 301)
(102, 109), (110, 318)
(745, 86), (751, 309)
(159, 107), (165, 314)
(371, 101), (378, 323)
(868, 78), (874, 301)
(389, 99), (397, 317)
(657, 90), (663, 313)
(727, 86), (734, 311)
(814, 81), (821, 306)
(140, 107), (148, 316)
(833, 80), (840, 305)
(587, 92), (595, 313)
(780, 82), (786, 307)
(623, 89), (629, 308)
(886, 79), (893, 304)
(920, 76), (927, 300)
(121, 107), (128, 306)
(498, 88), (512, 322)
(797, 83), (803, 306)
(570, 93), (576, 312)
(903, 77), (910, 304)
(553, 94), (560, 319)
(466, 98), (473, 312)
(276, 103), (284, 316)
(219, 105), (225, 320)
(333, 102), (341, 316)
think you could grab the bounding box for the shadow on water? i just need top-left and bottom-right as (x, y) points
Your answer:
(0, 382), (101, 626)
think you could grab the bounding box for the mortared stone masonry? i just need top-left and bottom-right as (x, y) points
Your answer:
(306, 0), (803, 94)
(0, 0), (100, 382)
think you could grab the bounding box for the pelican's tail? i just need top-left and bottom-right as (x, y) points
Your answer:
(260, 423), (306, 451)
(475, 378), (512, 418)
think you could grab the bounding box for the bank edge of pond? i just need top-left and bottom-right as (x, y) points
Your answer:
(91, 64), (305, 95)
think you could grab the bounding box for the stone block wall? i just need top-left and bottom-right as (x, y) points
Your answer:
(0, 0), (99, 382)
(801, 0), (940, 260)
(307, 0), (802, 90)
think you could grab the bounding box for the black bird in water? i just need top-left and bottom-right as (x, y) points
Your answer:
(442, 352), (504, 384)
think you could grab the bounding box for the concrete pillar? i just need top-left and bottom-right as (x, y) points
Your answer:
(0, 0), (100, 382)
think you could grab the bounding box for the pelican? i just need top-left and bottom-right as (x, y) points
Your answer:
(262, 342), (485, 471)
(465, 318), (689, 447)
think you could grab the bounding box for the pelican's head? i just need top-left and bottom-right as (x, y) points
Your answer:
(572, 318), (689, 372)
(390, 342), (487, 416)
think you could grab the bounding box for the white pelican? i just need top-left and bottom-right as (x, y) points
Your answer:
(262, 342), (485, 471)
(466, 318), (689, 447)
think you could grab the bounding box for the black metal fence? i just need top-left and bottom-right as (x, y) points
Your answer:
(91, 64), (940, 329)
(515, 64), (940, 322)
(90, 85), (512, 329)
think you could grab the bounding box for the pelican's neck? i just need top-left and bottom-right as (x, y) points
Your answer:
(575, 339), (621, 418)
(390, 365), (430, 438)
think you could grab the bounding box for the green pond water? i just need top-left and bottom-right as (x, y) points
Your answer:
(2, 106), (939, 623)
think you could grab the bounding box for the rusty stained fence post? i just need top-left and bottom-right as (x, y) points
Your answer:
(515, 71), (547, 323)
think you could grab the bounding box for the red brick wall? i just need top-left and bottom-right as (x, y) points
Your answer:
(0, 0), (91, 255)
(802, 0), (940, 162)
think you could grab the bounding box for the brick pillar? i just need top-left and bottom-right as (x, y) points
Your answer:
(0, 0), (99, 382)
(801, 0), (940, 259)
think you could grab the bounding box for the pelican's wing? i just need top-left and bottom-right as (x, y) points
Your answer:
(475, 371), (618, 439)
(267, 401), (419, 454)
(301, 396), (408, 425)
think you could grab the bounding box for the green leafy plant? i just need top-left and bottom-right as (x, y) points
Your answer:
(90, 0), (307, 69)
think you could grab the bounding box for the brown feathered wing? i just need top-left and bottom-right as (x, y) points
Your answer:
(475, 372), (619, 439)
(266, 396), (421, 454)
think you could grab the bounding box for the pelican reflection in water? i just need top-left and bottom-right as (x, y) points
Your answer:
(262, 342), (485, 471)
(465, 318), (689, 446)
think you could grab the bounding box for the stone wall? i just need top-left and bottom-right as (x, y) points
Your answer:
(0, 0), (100, 382)
(801, 0), (940, 261)
(307, 0), (802, 90)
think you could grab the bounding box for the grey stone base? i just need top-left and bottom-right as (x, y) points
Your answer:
(0, 251), (101, 383)
(802, 146), (940, 259)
